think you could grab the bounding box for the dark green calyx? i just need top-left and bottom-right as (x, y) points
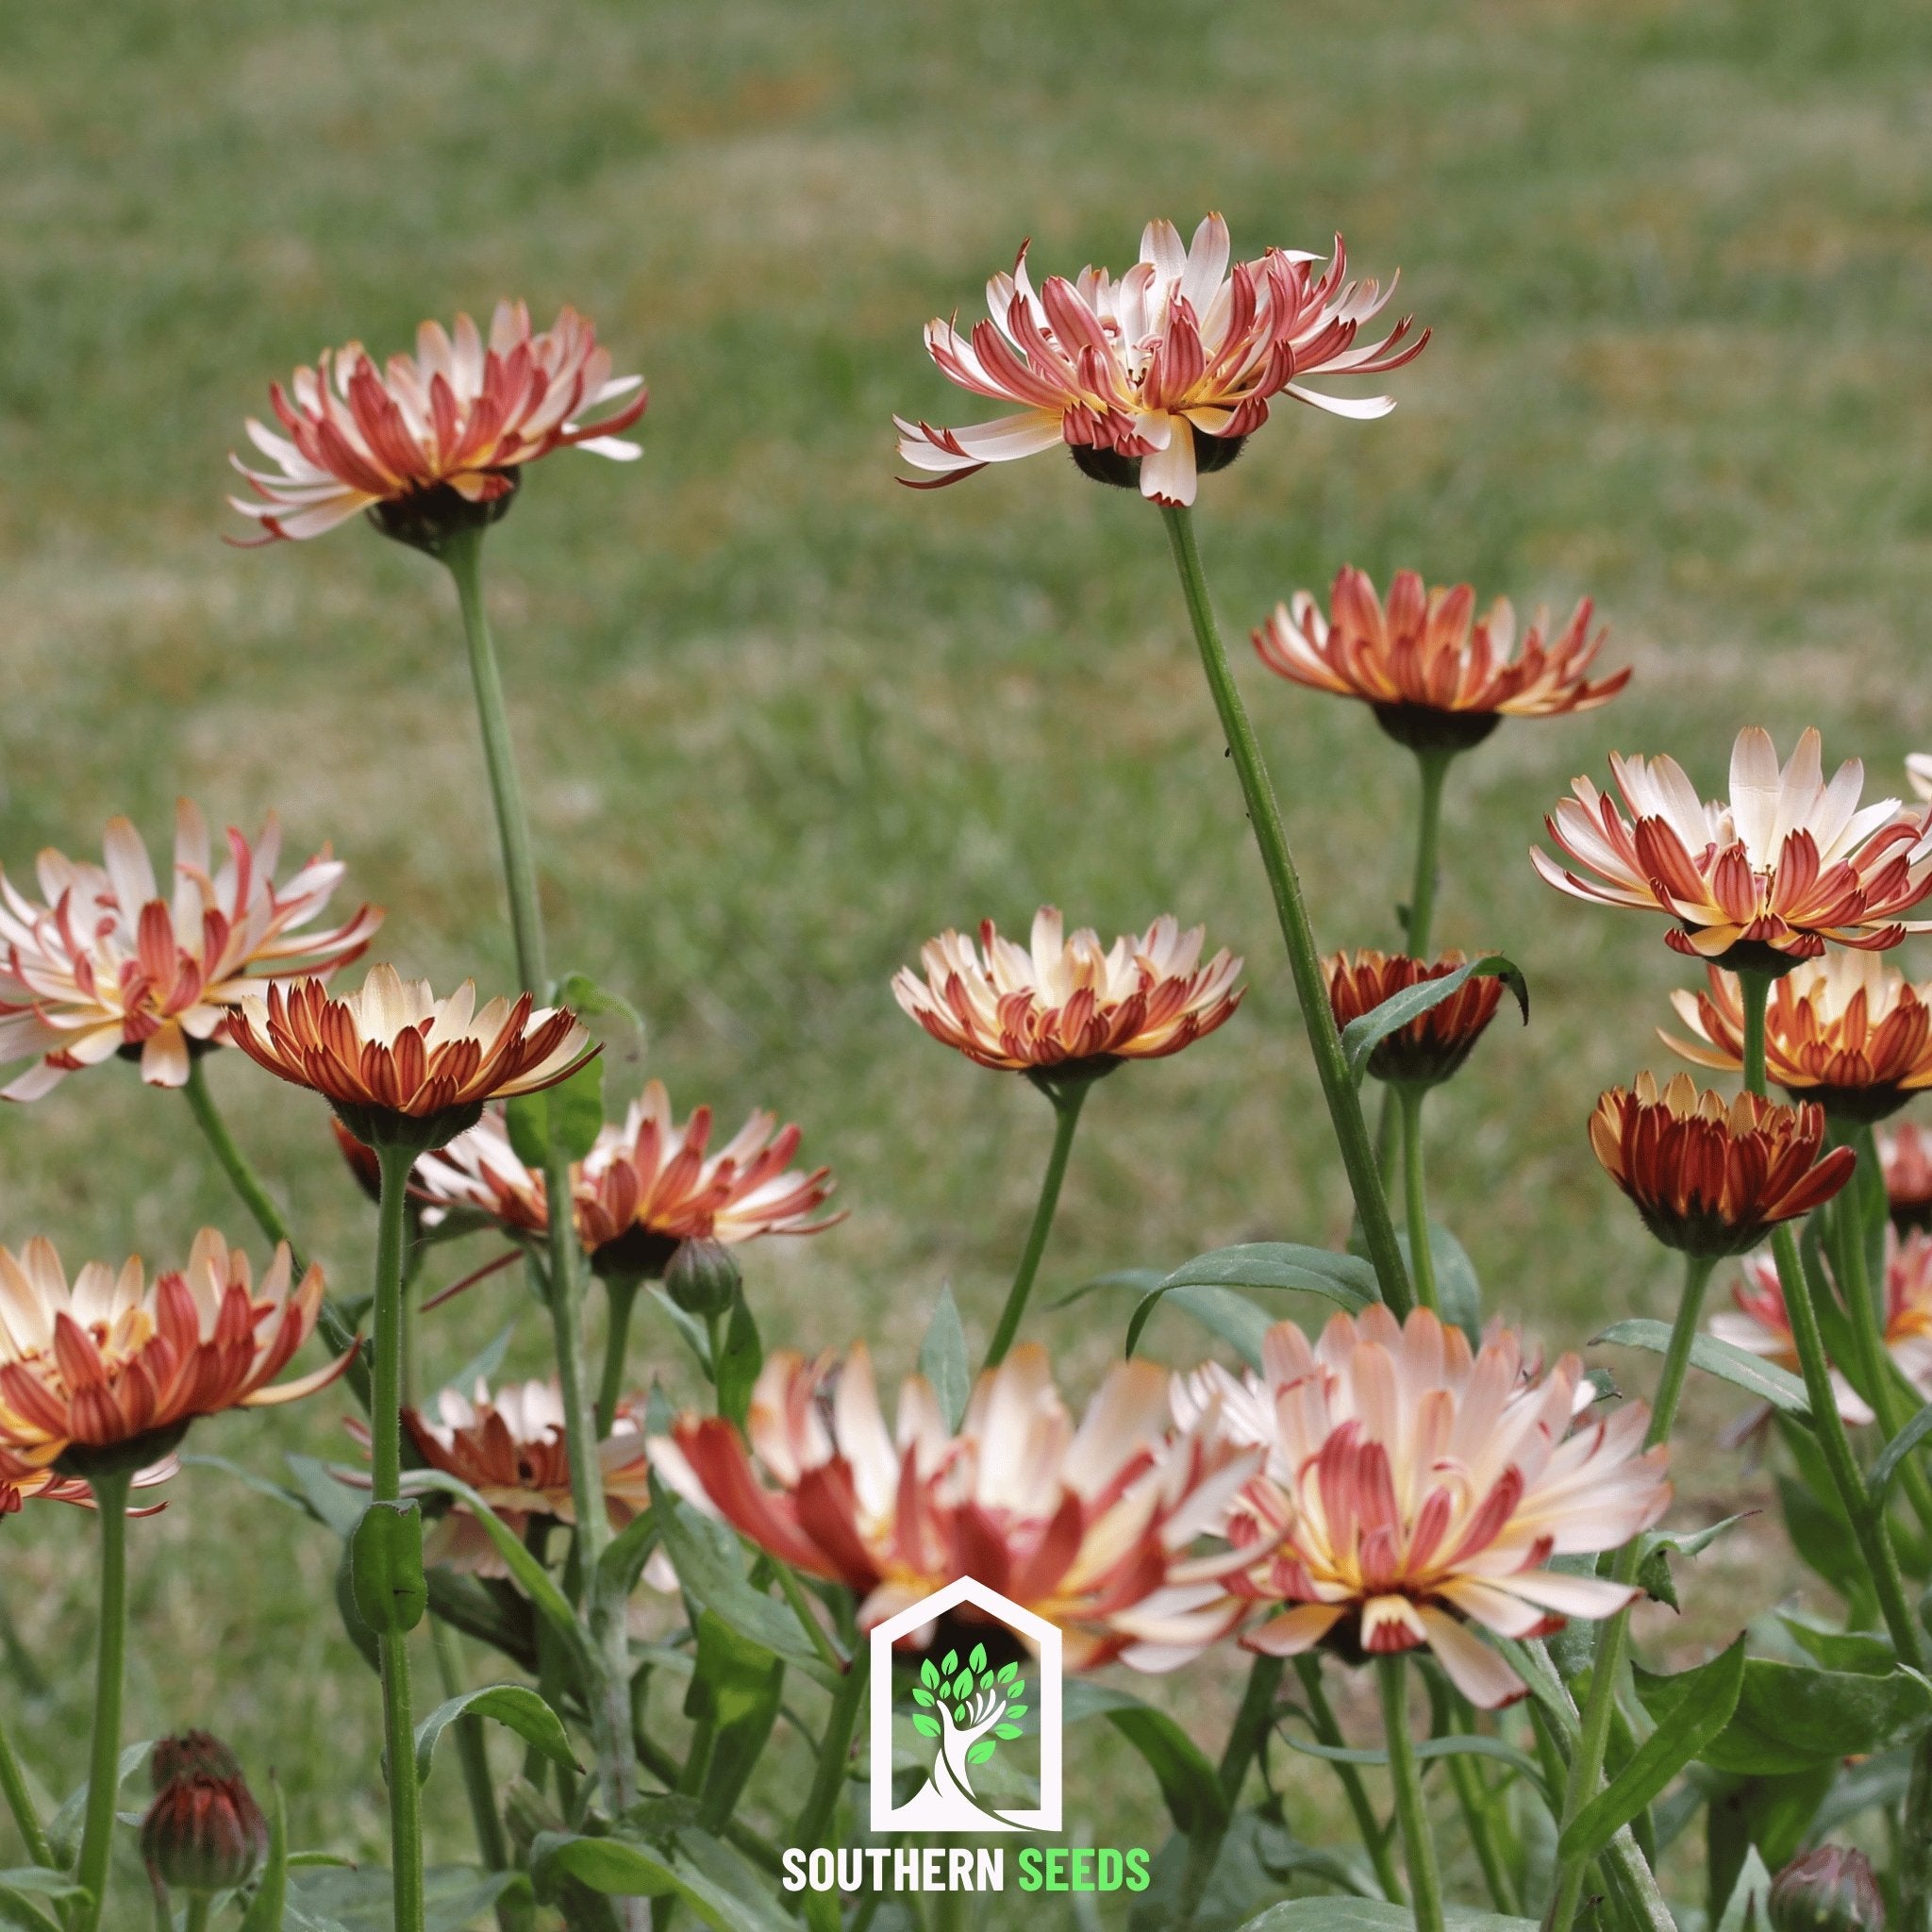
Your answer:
(1371, 704), (1500, 755)
(1069, 430), (1245, 491)
(664, 1236), (741, 1319)
(365, 473), (520, 557)
(330, 1098), (484, 1155)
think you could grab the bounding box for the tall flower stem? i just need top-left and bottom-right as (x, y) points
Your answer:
(74, 1464), (132, 1932)
(1159, 505), (1411, 1316)
(1426, 1672), (1518, 1916)
(440, 529), (637, 1837)
(986, 1081), (1091, 1369)
(1547, 1248), (1715, 1932)
(595, 1277), (641, 1438)
(1405, 750), (1453, 959)
(1377, 1654), (1442, 1932)
(0, 1693), (50, 1870)
(791, 1663), (866, 1850)
(1292, 1656), (1405, 1903)
(1396, 1087), (1439, 1313)
(430, 1619), (526, 1932)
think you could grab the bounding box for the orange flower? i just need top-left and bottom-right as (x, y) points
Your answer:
(1255, 568), (1627, 752)
(896, 216), (1425, 507)
(892, 908), (1241, 1075)
(651, 1342), (1262, 1671)
(1881, 1123), (1932, 1233)
(229, 302), (645, 546)
(1175, 1307), (1668, 1708)
(0, 800), (379, 1101)
(0, 1448), (172, 1515)
(1663, 953), (1932, 1122)
(1534, 728), (1932, 967)
(0, 1230), (351, 1462)
(225, 963), (592, 1150)
(1324, 950), (1506, 1087)
(1590, 1073), (1855, 1257)
(410, 1082), (841, 1280)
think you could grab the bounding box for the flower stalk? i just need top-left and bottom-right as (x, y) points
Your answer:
(1377, 1654), (1443, 1932)
(986, 1080), (1091, 1368)
(1159, 503), (1411, 1315)
(1405, 749), (1452, 958)
(74, 1463), (132, 1932)
(1397, 1087), (1438, 1313)
(0, 1699), (49, 1872)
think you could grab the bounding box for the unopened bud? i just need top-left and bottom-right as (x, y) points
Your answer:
(140, 1732), (268, 1897)
(1771, 1847), (1886, 1932)
(665, 1237), (741, 1319)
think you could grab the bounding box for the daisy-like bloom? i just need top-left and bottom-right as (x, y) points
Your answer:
(895, 216), (1426, 508)
(1714, 1230), (1932, 1427)
(0, 1230), (351, 1465)
(225, 962), (593, 1151)
(1254, 569), (1628, 754)
(0, 1447), (173, 1515)
(651, 1342), (1263, 1671)
(1324, 949), (1507, 1087)
(893, 908), (1242, 1076)
(1663, 952), (1932, 1123)
(410, 1082), (841, 1280)
(0, 800), (380, 1102)
(229, 301), (646, 547)
(1590, 1072), (1855, 1257)
(1534, 727), (1932, 969)
(1174, 1307), (1670, 1708)
(1880, 1123), (1932, 1233)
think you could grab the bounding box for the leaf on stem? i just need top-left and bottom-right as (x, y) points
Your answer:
(1594, 1321), (1811, 1417)
(1869, 1398), (1932, 1501)
(235, 1776), (286, 1932)
(46, 1742), (149, 1870)
(918, 1284), (971, 1431)
(1122, 1243), (1374, 1359)
(1338, 954), (1528, 1087)
(506, 1055), (605, 1166)
(532, 1828), (791, 1932)
(1636, 1512), (1753, 1609)
(414, 1683), (579, 1786)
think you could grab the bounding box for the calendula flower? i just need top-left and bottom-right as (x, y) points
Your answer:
(225, 962), (592, 1150)
(1324, 949), (1507, 1087)
(1534, 727), (1932, 967)
(1590, 1073), (1855, 1257)
(893, 908), (1241, 1076)
(410, 1083), (840, 1280)
(141, 1733), (269, 1901)
(0, 1230), (351, 1464)
(1175, 1307), (1669, 1708)
(1663, 953), (1932, 1122)
(0, 800), (379, 1102)
(0, 1447), (172, 1515)
(1255, 569), (1627, 753)
(1881, 1123), (1932, 1233)
(895, 216), (1425, 507)
(651, 1342), (1262, 1671)
(229, 301), (646, 547)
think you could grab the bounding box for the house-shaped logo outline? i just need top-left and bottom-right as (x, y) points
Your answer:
(867, 1575), (1063, 1833)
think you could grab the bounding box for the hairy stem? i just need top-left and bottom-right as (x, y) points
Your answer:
(0, 1690), (50, 1869)
(1398, 1086), (1439, 1313)
(986, 1082), (1090, 1369)
(74, 1465), (132, 1932)
(1406, 749), (1452, 959)
(430, 1618), (526, 1932)
(1427, 1671), (1518, 1916)
(791, 1664), (865, 1850)
(1293, 1655), (1405, 1902)
(1378, 1654), (1442, 1932)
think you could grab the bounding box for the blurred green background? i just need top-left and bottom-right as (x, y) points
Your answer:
(1, 0), (1929, 1915)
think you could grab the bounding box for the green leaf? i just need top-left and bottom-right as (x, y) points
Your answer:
(909, 1713), (940, 1738)
(994, 1724), (1023, 1740)
(178, 1453), (312, 1518)
(532, 1829), (792, 1932)
(1060, 1680), (1228, 1837)
(1637, 1513), (1752, 1610)
(47, 1740), (149, 1868)
(442, 1323), (517, 1405)
(1713, 1848), (1774, 1932)
(919, 1657), (940, 1690)
(1235, 1901), (1539, 1932)
(1411, 1223), (1481, 1339)
(285, 1864), (532, 1931)
(1558, 1637), (1746, 1864)
(918, 1284), (972, 1432)
(683, 1611), (784, 1832)
(506, 1052), (605, 1166)
(969, 1641), (988, 1672)
(1774, 1474), (1878, 1625)
(1280, 1732), (1553, 1806)
(713, 1289), (762, 1431)
(596, 1508), (661, 1603)
(1871, 1399), (1932, 1501)
(415, 1684), (578, 1786)
(1594, 1320), (1811, 1417)
(0, 1870), (85, 1932)
(236, 1776), (287, 1932)
(1778, 1615), (1895, 1675)
(647, 1284), (715, 1376)
(967, 1740), (996, 1764)
(1124, 1242), (1373, 1357)
(1338, 953), (1529, 1085)
(940, 1649), (958, 1673)
(283, 1452), (367, 1538)
(997, 1661), (1018, 1682)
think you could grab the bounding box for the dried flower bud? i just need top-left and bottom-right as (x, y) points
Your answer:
(140, 1731), (268, 1897)
(664, 1237), (741, 1319)
(1770, 1847), (1886, 1932)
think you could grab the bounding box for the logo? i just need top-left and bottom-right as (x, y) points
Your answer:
(869, 1576), (1062, 1833)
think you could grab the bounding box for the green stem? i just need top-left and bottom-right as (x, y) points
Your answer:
(596, 1276), (642, 1438)
(1427, 1671), (1518, 1916)
(775, 1565), (844, 1674)
(791, 1663), (865, 1849)
(184, 1896), (210, 1932)
(74, 1465), (131, 1932)
(1904, 1732), (1932, 1932)
(986, 1083), (1090, 1369)
(0, 1691), (50, 1869)
(1218, 1655), (1283, 1803)
(430, 1618), (525, 1932)
(1397, 1086), (1438, 1313)
(1159, 504), (1411, 1316)
(1406, 749), (1452, 959)
(1377, 1655), (1442, 1932)
(1293, 1656), (1405, 1903)
(1547, 1250), (1715, 1932)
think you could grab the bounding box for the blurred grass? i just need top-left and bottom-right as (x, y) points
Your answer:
(1, 0), (1931, 1915)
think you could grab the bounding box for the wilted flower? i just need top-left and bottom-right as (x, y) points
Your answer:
(1590, 1073), (1855, 1257)
(893, 908), (1241, 1075)
(0, 1230), (351, 1464)
(0, 800), (379, 1102)
(895, 216), (1425, 507)
(651, 1342), (1262, 1670)
(225, 962), (592, 1150)
(1534, 727), (1932, 967)
(1663, 953), (1932, 1122)
(1769, 1847), (1886, 1932)
(141, 1731), (268, 1899)
(1255, 569), (1627, 753)
(1881, 1123), (1932, 1234)
(1324, 950), (1507, 1087)
(1176, 1307), (1669, 1708)
(229, 301), (646, 547)
(410, 1082), (840, 1280)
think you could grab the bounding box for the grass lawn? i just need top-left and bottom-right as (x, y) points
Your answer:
(2, 0), (1930, 1916)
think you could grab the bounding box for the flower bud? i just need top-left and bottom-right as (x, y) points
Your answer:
(664, 1237), (741, 1319)
(140, 1732), (268, 1897)
(1770, 1847), (1886, 1932)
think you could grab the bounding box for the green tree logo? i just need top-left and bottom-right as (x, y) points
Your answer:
(906, 1642), (1028, 1824)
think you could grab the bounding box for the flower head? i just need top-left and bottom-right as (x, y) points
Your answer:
(0, 800), (379, 1102)
(1176, 1307), (1669, 1708)
(411, 1082), (840, 1280)
(1590, 1072), (1855, 1257)
(1664, 953), (1932, 1123)
(1881, 1123), (1932, 1233)
(1770, 1847), (1887, 1932)
(1324, 950), (1507, 1087)
(225, 962), (593, 1150)
(141, 1732), (269, 1900)
(1534, 728), (1932, 968)
(0, 1446), (172, 1514)
(893, 908), (1241, 1077)
(0, 1230), (350, 1465)
(651, 1342), (1262, 1671)
(1255, 569), (1627, 753)
(895, 217), (1425, 507)
(229, 301), (645, 548)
